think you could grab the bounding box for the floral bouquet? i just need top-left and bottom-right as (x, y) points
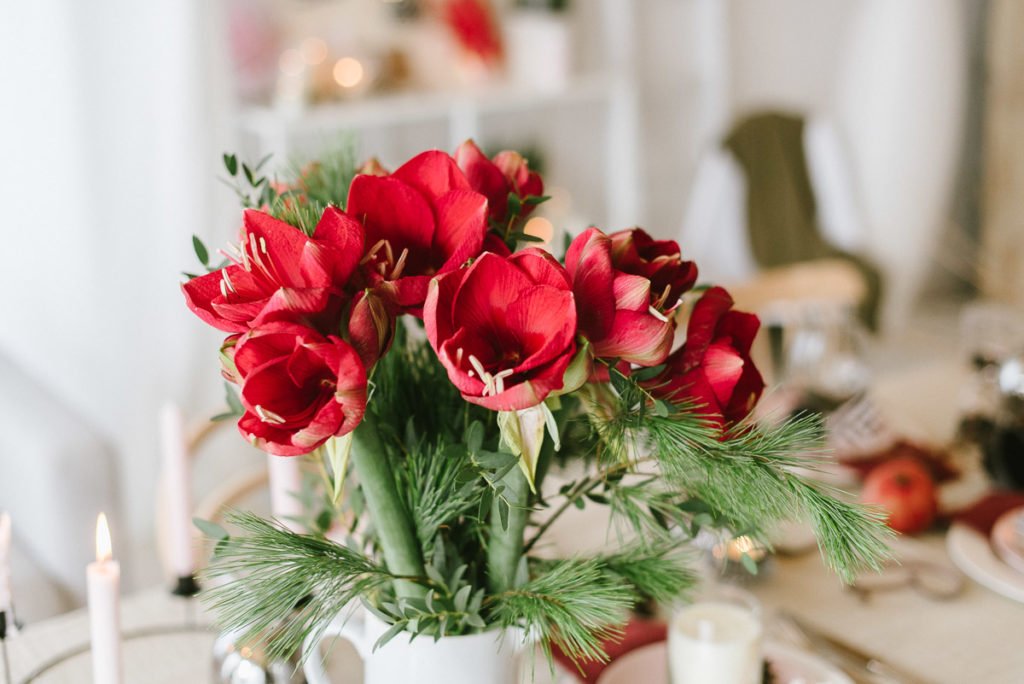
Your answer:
(182, 141), (889, 676)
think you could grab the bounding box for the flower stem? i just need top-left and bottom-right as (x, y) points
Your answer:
(350, 412), (425, 600)
(486, 466), (530, 594)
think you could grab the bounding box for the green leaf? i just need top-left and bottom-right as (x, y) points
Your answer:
(653, 400), (672, 418)
(630, 364), (666, 382)
(454, 584), (472, 612)
(508, 231), (546, 243)
(374, 622), (407, 651)
(315, 509), (333, 533)
(523, 195), (551, 206)
(740, 552), (759, 575)
(326, 433), (354, 506)
(224, 382), (244, 416)
(497, 499), (510, 531)
(192, 235), (209, 266)
(223, 153), (238, 176)
(193, 517), (229, 541)
(507, 192), (522, 217)
(253, 153), (273, 173)
(181, 271), (200, 280)
(425, 563), (446, 589)
(466, 421), (484, 453)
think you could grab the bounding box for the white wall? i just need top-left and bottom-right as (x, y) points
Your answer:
(0, 0), (236, 589)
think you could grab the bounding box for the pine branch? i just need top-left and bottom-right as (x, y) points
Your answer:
(200, 511), (393, 662)
(647, 412), (893, 581)
(600, 542), (696, 605)
(490, 558), (633, 665)
(591, 372), (892, 581)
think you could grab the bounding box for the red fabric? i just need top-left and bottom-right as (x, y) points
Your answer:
(552, 618), (668, 682)
(951, 492), (1024, 535)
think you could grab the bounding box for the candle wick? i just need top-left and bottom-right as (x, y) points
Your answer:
(697, 619), (714, 641)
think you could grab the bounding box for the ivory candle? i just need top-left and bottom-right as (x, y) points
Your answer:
(267, 454), (304, 532)
(668, 600), (763, 684)
(0, 512), (11, 612)
(87, 513), (123, 684)
(159, 403), (194, 579)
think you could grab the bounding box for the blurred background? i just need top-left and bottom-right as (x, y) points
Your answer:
(2, 0), (1022, 621)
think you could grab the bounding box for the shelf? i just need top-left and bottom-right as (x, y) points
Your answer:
(237, 73), (620, 139)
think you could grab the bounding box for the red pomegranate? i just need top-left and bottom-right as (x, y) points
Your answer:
(861, 457), (938, 535)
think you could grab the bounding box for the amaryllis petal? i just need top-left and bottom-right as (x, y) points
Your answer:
(703, 341), (745, 405)
(348, 288), (396, 369)
(182, 271), (249, 333)
(346, 175), (434, 254)
(716, 309), (761, 355)
(434, 189), (488, 271)
(312, 205), (366, 287)
(392, 150), (471, 199)
(509, 249), (571, 289)
(681, 287), (735, 371)
(455, 140), (510, 219)
(565, 228), (616, 342)
(242, 210), (329, 289)
(591, 309), (674, 366)
(505, 285), (576, 374)
(453, 253), (535, 332)
(466, 352), (573, 412)
(251, 287), (333, 327)
(611, 273), (652, 312)
(424, 268), (471, 350)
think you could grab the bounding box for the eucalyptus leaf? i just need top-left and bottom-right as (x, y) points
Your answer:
(374, 622), (407, 651)
(193, 517), (229, 540)
(192, 235), (209, 266)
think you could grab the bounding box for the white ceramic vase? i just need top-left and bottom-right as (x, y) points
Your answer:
(303, 611), (522, 684)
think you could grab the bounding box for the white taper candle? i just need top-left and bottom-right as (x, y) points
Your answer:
(267, 454), (305, 532)
(159, 403), (194, 579)
(87, 513), (123, 684)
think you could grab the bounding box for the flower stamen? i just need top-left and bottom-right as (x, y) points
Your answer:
(254, 404), (286, 425)
(390, 248), (409, 280)
(648, 305), (669, 323)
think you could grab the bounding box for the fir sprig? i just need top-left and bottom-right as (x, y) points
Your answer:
(490, 558), (633, 664)
(593, 372), (893, 581)
(200, 512), (394, 662)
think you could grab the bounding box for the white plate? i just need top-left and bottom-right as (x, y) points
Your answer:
(991, 506), (1024, 574)
(947, 522), (1024, 603)
(596, 640), (853, 684)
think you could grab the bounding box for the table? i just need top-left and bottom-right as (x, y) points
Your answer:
(7, 360), (1023, 683)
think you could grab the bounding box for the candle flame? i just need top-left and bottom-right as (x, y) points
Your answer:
(95, 513), (112, 562)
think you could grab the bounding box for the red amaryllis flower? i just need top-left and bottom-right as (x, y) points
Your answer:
(565, 227), (695, 366)
(230, 322), (367, 456)
(182, 207), (364, 333)
(424, 249), (577, 411)
(347, 150), (488, 316)
(454, 140), (544, 223)
(610, 228), (698, 309)
(643, 287), (764, 429)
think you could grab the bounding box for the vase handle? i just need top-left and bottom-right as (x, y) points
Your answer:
(302, 607), (372, 684)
